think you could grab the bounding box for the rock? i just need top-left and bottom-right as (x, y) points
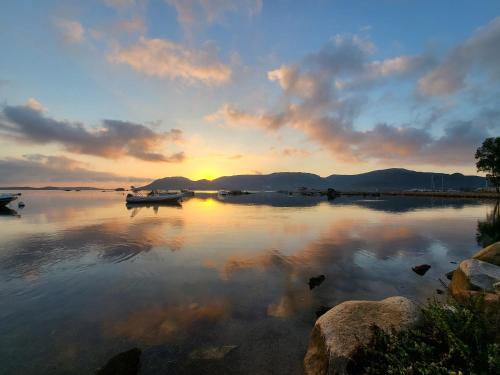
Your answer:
(472, 241), (500, 266)
(436, 289), (444, 294)
(96, 348), (141, 375)
(451, 259), (500, 293)
(412, 264), (431, 276)
(189, 345), (238, 360)
(309, 275), (326, 290)
(304, 296), (420, 375)
(445, 270), (454, 280)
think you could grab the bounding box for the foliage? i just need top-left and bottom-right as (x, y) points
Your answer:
(477, 202), (500, 248)
(352, 297), (500, 375)
(475, 137), (500, 193)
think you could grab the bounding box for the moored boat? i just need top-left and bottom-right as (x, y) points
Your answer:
(126, 190), (183, 204)
(0, 194), (18, 207)
(181, 189), (195, 197)
(0, 193), (19, 207)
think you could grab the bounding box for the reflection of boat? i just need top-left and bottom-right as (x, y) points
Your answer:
(0, 193), (18, 207)
(217, 190), (250, 197)
(126, 191), (183, 204)
(0, 206), (18, 216)
(126, 201), (182, 210)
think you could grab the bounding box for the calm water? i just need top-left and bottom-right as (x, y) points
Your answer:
(0, 191), (497, 374)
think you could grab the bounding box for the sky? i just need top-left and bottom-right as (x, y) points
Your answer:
(0, 0), (499, 187)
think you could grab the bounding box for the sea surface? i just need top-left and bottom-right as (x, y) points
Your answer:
(0, 191), (497, 374)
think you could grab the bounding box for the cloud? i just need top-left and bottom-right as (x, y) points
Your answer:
(0, 155), (149, 184)
(281, 148), (311, 157)
(25, 98), (46, 112)
(115, 17), (146, 34)
(103, 0), (136, 9)
(54, 18), (85, 44)
(166, 0), (262, 34)
(108, 37), (232, 85)
(0, 102), (185, 162)
(208, 31), (497, 166)
(205, 103), (287, 130)
(419, 17), (500, 96)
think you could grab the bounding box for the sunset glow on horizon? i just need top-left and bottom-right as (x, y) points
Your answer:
(0, 1), (499, 187)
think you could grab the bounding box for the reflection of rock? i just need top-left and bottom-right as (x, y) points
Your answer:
(96, 348), (141, 375)
(449, 241), (500, 307)
(411, 264), (430, 276)
(309, 275), (326, 290)
(304, 296), (420, 375)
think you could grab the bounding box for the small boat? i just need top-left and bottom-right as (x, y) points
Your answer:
(218, 190), (230, 196)
(181, 189), (195, 197)
(126, 190), (183, 204)
(0, 193), (18, 207)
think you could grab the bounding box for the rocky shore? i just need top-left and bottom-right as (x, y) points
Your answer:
(303, 241), (500, 375)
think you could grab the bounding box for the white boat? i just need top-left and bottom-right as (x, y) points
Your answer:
(0, 193), (18, 207)
(126, 191), (183, 204)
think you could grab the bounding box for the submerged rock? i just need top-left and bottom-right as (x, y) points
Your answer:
(412, 264), (431, 276)
(189, 345), (238, 360)
(304, 296), (421, 375)
(96, 348), (141, 375)
(309, 275), (326, 290)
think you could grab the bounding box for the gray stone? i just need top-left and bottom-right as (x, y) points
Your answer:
(458, 259), (500, 292)
(304, 296), (421, 375)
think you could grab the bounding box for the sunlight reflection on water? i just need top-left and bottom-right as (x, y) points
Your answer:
(0, 191), (496, 374)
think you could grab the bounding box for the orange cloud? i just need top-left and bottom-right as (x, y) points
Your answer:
(108, 37), (232, 85)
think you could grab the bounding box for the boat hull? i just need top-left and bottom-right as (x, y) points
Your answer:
(0, 196), (17, 207)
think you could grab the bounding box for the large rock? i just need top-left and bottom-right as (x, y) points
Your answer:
(449, 258), (500, 305)
(455, 259), (500, 292)
(449, 242), (500, 306)
(472, 241), (500, 266)
(304, 296), (420, 375)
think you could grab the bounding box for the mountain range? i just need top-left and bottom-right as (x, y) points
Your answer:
(141, 168), (487, 192)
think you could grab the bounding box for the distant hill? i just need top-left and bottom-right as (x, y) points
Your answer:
(0, 186), (103, 190)
(141, 168), (486, 192)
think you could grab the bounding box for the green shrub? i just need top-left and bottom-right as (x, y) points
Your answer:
(351, 297), (500, 375)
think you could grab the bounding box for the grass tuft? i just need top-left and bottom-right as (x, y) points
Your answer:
(350, 296), (500, 375)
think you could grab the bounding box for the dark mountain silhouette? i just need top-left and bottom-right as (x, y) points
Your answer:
(141, 168), (486, 191)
